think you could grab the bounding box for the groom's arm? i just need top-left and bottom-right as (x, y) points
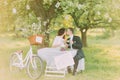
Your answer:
(72, 36), (82, 49)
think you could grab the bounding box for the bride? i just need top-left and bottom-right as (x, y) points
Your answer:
(37, 28), (67, 67)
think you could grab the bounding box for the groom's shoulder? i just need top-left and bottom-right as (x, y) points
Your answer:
(74, 35), (80, 38)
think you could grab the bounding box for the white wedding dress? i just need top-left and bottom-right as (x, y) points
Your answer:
(37, 36), (66, 67)
(37, 36), (85, 71)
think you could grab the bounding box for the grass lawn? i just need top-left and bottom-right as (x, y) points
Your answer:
(0, 30), (120, 80)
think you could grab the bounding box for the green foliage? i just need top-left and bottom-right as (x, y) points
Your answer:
(60, 0), (114, 29)
(59, 0), (111, 47)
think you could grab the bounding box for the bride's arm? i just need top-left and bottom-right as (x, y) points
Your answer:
(52, 44), (61, 48)
(52, 36), (61, 48)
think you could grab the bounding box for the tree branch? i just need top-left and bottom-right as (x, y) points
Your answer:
(29, 0), (46, 18)
(47, 0), (59, 19)
(71, 9), (85, 27)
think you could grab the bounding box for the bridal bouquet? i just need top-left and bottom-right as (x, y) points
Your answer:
(60, 44), (66, 51)
(60, 47), (66, 51)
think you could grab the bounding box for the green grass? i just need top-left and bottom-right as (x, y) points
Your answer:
(0, 30), (120, 80)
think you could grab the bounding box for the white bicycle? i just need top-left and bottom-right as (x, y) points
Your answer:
(10, 35), (44, 79)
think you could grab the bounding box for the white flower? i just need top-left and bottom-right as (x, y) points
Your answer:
(29, 13), (32, 17)
(37, 17), (41, 20)
(104, 13), (109, 19)
(26, 4), (30, 10)
(43, 21), (47, 26)
(97, 11), (101, 15)
(65, 15), (69, 20)
(12, 8), (17, 14)
(82, 29), (86, 32)
(47, 19), (49, 23)
(32, 23), (36, 27)
(69, 2), (73, 6)
(55, 2), (60, 8)
(77, 4), (83, 10)
(108, 17), (112, 23)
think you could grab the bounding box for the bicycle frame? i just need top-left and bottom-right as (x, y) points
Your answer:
(14, 46), (34, 69)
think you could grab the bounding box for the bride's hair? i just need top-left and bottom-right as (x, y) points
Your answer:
(58, 28), (66, 39)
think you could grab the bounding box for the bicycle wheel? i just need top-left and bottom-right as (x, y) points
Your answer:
(27, 56), (43, 79)
(10, 53), (20, 72)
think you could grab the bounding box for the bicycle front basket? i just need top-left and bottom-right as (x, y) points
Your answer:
(28, 35), (43, 45)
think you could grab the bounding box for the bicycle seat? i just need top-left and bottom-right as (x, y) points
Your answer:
(15, 50), (23, 54)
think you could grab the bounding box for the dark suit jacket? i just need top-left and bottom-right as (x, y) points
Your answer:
(67, 36), (85, 60)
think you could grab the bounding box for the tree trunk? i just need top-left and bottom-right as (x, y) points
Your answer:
(80, 29), (88, 47)
(41, 20), (50, 47)
(44, 33), (50, 47)
(29, 0), (58, 47)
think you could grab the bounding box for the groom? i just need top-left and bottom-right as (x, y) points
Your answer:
(66, 28), (85, 75)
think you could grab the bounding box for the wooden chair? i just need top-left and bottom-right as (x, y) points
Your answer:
(45, 51), (74, 78)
